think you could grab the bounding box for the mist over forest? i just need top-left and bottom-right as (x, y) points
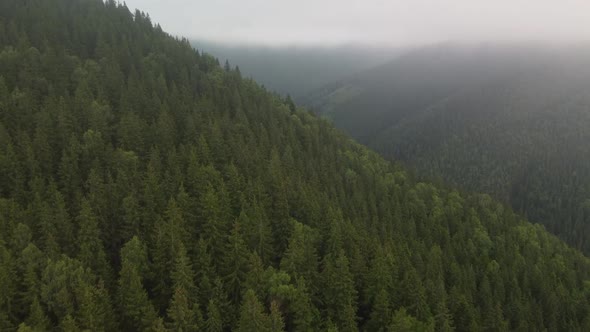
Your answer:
(305, 42), (590, 254)
(191, 41), (402, 98)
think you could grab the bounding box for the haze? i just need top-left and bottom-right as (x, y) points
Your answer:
(122, 0), (590, 46)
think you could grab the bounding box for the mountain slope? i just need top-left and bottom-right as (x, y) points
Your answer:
(1, 2), (590, 331)
(191, 41), (400, 99)
(308, 44), (590, 254)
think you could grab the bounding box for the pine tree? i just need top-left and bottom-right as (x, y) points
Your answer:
(38, 255), (112, 328)
(269, 300), (286, 332)
(167, 287), (197, 331)
(237, 289), (271, 332)
(321, 251), (358, 332)
(401, 267), (431, 322)
(367, 288), (392, 331)
(59, 314), (80, 332)
(122, 192), (142, 240)
(117, 237), (158, 331)
(152, 198), (189, 309)
(448, 287), (476, 332)
(16, 323), (34, 332)
(58, 135), (82, 205)
(243, 253), (269, 304)
(222, 222), (250, 306)
(199, 184), (228, 259)
(76, 198), (111, 283)
(433, 279), (454, 332)
(15, 243), (44, 322)
(194, 238), (216, 310)
(389, 308), (434, 332)
(240, 202), (273, 264)
(285, 95), (296, 113)
(77, 281), (116, 331)
(48, 183), (74, 254)
(280, 221), (319, 290)
(289, 277), (318, 331)
(0, 244), (16, 331)
(34, 196), (60, 259)
(268, 150), (292, 259)
(167, 243), (200, 331)
(205, 300), (223, 332)
(25, 297), (50, 331)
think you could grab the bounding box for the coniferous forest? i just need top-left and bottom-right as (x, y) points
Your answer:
(306, 45), (590, 256)
(2, 0), (590, 331)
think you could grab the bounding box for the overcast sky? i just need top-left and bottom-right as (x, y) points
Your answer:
(123, 0), (590, 46)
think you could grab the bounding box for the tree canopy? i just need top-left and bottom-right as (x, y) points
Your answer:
(1, 1), (590, 331)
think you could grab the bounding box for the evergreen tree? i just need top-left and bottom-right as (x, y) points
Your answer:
(237, 290), (271, 332)
(76, 198), (111, 283)
(321, 251), (358, 332)
(269, 300), (286, 332)
(152, 198), (188, 309)
(367, 288), (392, 331)
(205, 300), (223, 332)
(25, 297), (50, 331)
(389, 308), (433, 332)
(221, 222), (250, 307)
(280, 221), (319, 288)
(0, 244), (16, 331)
(240, 203), (272, 264)
(289, 277), (319, 331)
(167, 243), (201, 331)
(117, 237), (158, 331)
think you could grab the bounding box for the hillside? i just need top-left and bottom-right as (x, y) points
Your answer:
(191, 41), (400, 100)
(307, 44), (590, 254)
(1, 1), (590, 331)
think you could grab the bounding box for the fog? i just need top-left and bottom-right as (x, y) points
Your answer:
(122, 0), (590, 46)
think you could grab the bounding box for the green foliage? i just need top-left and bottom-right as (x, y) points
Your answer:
(167, 243), (201, 331)
(117, 237), (157, 331)
(237, 289), (271, 332)
(321, 251), (358, 331)
(205, 300), (223, 332)
(1, 1), (590, 331)
(309, 44), (590, 256)
(389, 308), (434, 332)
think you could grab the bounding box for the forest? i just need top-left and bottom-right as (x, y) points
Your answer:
(1, 0), (590, 331)
(307, 44), (590, 255)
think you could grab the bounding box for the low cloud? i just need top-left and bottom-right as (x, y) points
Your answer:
(124, 0), (590, 46)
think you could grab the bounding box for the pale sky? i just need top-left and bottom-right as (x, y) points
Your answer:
(123, 0), (590, 46)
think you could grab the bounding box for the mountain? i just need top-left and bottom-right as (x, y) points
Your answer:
(307, 43), (590, 254)
(2, 1), (590, 331)
(192, 40), (401, 100)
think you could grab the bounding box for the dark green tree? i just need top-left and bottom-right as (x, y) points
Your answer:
(117, 237), (158, 331)
(237, 289), (271, 332)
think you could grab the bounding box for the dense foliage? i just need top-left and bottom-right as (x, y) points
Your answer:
(1, 1), (590, 331)
(308, 44), (590, 255)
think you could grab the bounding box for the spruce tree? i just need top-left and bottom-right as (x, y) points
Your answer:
(237, 289), (271, 332)
(117, 237), (158, 331)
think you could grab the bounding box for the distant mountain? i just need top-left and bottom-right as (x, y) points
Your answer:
(192, 40), (402, 99)
(307, 43), (590, 253)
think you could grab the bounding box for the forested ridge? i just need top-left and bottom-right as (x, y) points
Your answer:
(307, 44), (590, 256)
(1, 1), (590, 331)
